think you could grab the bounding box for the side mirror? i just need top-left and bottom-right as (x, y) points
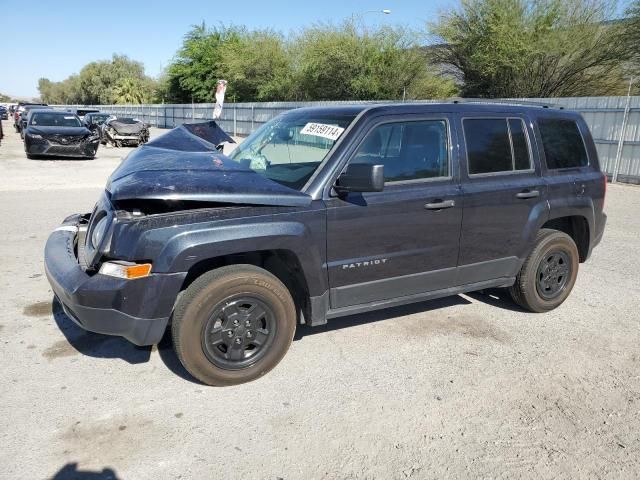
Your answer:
(335, 164), (384, 194)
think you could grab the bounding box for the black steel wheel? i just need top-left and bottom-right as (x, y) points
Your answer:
(201, 296), (277, 370)
(509, 229), (579, 312)
(535, 251), (571, 300)
(172, 265), (296, 386)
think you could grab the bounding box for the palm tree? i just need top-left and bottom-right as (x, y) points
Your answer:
(113, 77), (147, 104)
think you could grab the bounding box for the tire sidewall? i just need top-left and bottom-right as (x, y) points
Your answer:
(523, 233), (579, 311)
(174, 270), (296, 386)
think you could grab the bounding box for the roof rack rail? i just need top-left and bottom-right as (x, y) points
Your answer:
(449, 98), (564, 110)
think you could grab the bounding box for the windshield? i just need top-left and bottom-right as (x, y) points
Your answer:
(89, 114), (109, 124)
(229, 110), (357, 190)
(30, 113), (81, 127)
(113, 117), (138, 124)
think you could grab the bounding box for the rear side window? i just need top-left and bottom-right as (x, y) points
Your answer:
(463, 118), (532, 175)
(538, 118), (588, 169)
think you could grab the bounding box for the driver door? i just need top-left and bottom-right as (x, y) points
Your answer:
(325, 115), (463, 309)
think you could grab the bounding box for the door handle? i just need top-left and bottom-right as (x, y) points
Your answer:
(516, 190), (540, 199)
(424, 199), (456, 210)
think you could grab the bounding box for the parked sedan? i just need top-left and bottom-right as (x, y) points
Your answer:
(0, 105), (8, 120)
(23, 110), (100, 159)
(15, 103), (49, 133)
(18, 104), (52, 138)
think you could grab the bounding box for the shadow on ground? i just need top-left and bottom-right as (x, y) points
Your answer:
(157, 331), (203, 385)
(49, 290), (521, 384)
(466, 288), (526, 313)
(50, 463), (120, 480)
(294, 295), (473, 340)
(51, 299), (151, 364)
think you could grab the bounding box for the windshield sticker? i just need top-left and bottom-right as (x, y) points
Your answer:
(300, 123), (345, 141)
(64, 116), (76, 120)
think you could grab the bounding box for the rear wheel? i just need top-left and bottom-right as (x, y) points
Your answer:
(509, 229), (579, 312)
(172, 265), (296, 386)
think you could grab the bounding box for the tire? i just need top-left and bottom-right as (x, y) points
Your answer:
(509, 228), (579, 312)
(172, 265), (296, 386)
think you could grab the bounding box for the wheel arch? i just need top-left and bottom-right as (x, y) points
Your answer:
(541, 215), (590, 262)
(179, 249), (313, 324)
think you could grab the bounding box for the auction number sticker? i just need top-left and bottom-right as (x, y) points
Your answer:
(300, 123), (345, 141)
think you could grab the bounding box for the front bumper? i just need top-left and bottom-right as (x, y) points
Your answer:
(44, 214), (186, 345)
(26, 137), (100, 158)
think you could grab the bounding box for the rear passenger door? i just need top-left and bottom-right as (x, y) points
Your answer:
(456, 113), (547, 284)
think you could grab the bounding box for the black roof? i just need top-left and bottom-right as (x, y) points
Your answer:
(28, 109), (73, 115)
(289, 100), (573, 119)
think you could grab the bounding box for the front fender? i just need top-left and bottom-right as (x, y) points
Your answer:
(154, 218), (327, 296)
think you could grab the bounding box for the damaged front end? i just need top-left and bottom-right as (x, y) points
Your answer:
(82, 120), (311, 270)
(102, 117), (151, 147)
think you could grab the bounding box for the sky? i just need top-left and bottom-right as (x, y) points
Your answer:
(0, 0), (454, 98)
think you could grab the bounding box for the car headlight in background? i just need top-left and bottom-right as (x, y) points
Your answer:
(29, 134), (43, 139)
(91, 216), (109, 249)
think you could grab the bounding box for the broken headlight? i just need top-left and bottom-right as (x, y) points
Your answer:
(91, 216), (109, 249)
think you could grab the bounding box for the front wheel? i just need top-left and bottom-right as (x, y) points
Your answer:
(172, 265), (296, 386)
(509, 229), (579, 312)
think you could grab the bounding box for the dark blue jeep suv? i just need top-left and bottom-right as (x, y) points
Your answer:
(44, 103), (607, 385)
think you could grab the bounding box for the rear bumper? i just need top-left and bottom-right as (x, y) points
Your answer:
(44, 215), (186, 345)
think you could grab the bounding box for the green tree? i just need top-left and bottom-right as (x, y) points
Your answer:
(626, 1), (640, 81)
(219, 29), (293, 101)
(431, 0), (633, 97)
(38, 54), (159, 104)
(167, 23), (243, 102)
(292, 22), (456, 100)
(113, 77), (150, 104)
(79, 54), (148, 104)
(0, 93), (20, 103)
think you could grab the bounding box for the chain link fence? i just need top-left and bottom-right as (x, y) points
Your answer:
(59, 96), (640, 184)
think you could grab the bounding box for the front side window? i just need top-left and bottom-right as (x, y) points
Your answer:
(351, 120), (449, 182)
(538, 118), (588, 169)
(464, 118), (532, 175)
(230, 110), (358, 190)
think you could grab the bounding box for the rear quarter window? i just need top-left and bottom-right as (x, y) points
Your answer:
(538, 118), (588, 169)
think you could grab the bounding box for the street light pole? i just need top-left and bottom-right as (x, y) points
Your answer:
(612, 76), (634, 183)
(351, 9), (391, 23)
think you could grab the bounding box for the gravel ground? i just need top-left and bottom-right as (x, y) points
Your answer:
(0, 119), (639, 480)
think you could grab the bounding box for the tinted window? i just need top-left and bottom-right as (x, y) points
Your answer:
(352, 120), (449, 182)
(464, 118), (532, 174)
(509, 119), (531, 170)
(538, 118), (588, 169)
(465, 119), (512, 174)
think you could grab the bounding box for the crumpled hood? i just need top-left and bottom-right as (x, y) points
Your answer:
(107, 120), (146, 135)
(106, 121), (312, 208)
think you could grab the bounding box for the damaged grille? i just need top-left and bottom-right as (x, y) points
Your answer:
(47, 135), (84, 145)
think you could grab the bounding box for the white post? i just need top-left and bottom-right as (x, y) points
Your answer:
(612, 77), (634, 183)
(233, 104), (237, 137)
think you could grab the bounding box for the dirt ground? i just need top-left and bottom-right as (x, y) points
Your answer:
(0, 119), (639, 479)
